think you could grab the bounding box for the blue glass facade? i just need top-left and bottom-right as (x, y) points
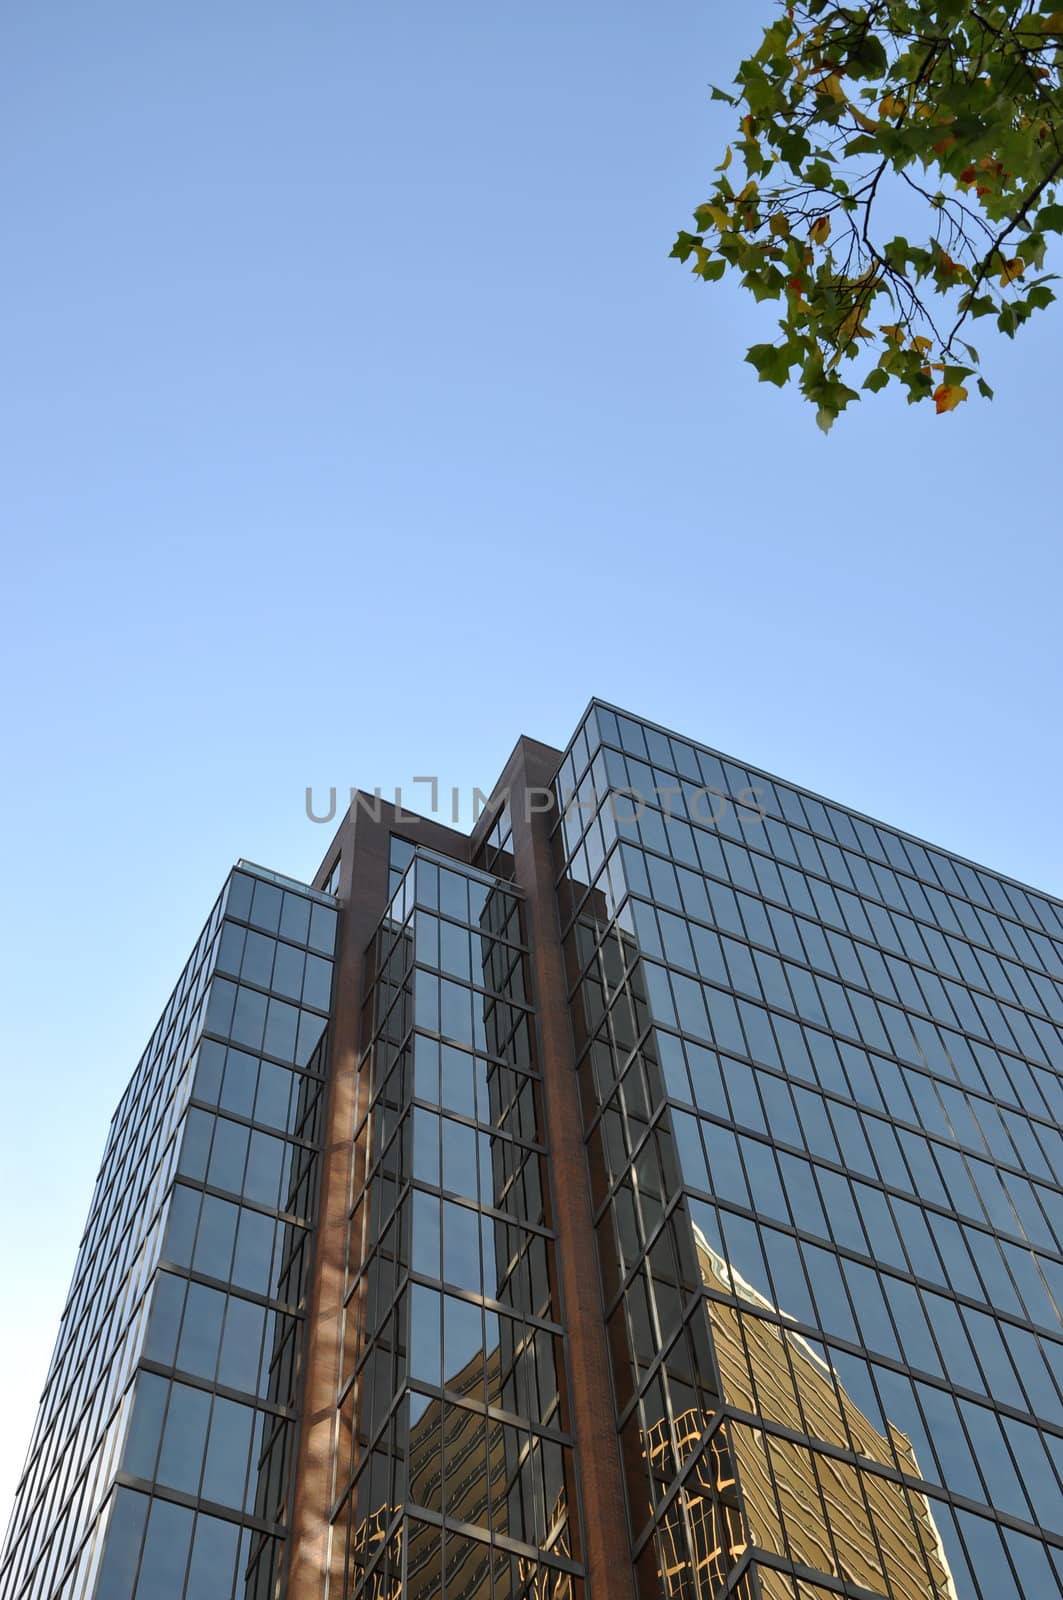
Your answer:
(0, 866), (337, 1600)
(554, 702), (1063, 1600)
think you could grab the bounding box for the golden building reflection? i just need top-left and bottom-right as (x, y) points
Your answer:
(351, 1340), (575, 1600)
(639, 1228), (959, 1600)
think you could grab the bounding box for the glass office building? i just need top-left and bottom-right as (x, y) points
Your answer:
(3, 702), (1062, 1600)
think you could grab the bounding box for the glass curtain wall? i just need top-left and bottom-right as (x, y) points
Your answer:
(553, 702), (1063, 1600)
(331, 843), (584, 1600)
(0, 866), (338, 1600)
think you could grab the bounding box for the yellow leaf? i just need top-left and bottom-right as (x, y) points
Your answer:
(809, 215), (831, 245)
(880, 323), (905, 345)
(999, 257), (1025, 286)
(692, 247), (710, 275)
(879, 92), (905, 119)
(1042, 11), (1063, 32)
(934, 383), (968, 415)
(769, 212), (790, 239)
(716, 145), (733, 172)
(851, 108), (879, 133)
(837, 305), (873, 343)
(695, 202), (731, 232)
(818, 72), (846, 102)
(736, 180), (758, 205)
(912, 335), (933, 353)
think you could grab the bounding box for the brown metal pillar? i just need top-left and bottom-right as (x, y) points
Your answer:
(498, 738), (635, 1600)
(287, 799), (470, 1600)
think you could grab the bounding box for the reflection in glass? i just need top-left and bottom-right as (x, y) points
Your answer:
(341, 855), (582, 1600)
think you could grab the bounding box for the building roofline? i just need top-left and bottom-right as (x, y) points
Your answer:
(583, 697), (1063, 913)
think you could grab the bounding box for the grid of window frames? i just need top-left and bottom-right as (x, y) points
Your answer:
(331, 841), (585, 1600)
(0, 867), (337, 1600)
(551, 702), (1063, 1600)
(0, 884), (229, 1600)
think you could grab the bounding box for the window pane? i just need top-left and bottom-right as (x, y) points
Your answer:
(410, 1286), (441, 1384)
(185, 1511), (240, 1600)
(122, 1373), (168, 1480)
(144, 1273), (186, 1367)
(271, 942), (304, 1000)
(157, 1382), (211, 1495)
(208, 1118), (249, 1194)
(177, 1282), (225, 1381)
(444, 1202), (482, 1293)
(280, 892), (312, 945)
(134, 1497), (193, 1597)
(201, 1396), (254, 1508)
(218, 1295), (266, 1394)
(94, 1488), (149, 1600)
(443, 1295), (482, 1387)
(195, 1203), (237, 1293)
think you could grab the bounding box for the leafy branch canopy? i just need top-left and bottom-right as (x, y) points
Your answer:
(672, 1), (1063, 428)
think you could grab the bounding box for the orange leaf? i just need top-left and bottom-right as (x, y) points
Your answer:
(934, 384), (968, 415)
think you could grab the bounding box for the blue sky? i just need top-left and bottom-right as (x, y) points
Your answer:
(2, 0), (1061, 1521)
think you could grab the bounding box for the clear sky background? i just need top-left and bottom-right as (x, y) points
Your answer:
(1, 0), (1060, 1526)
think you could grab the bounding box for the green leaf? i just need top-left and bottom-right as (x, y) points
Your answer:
(863, 368), (890, 392)
(998, 302), (1019, 337)
(670, 231), (701, 262)
(966, 295), (997, 320)
(746, 342), (794, 387)
(744, 267), (784, 299)
(1038, 203), (1063, 234)
(1018, 232), (1048, 271)
(777, 131), (812, 169)
(845, 32), (889, 80)
(701, 258), (727, 281)
(816, 406), (837, 434)
(977, 377), (994, 400)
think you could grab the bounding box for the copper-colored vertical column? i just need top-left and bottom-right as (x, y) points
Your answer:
(285, 807), (370, 1600)
(287, 800), (472, 1600)
(504, 738), (635, 1600)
